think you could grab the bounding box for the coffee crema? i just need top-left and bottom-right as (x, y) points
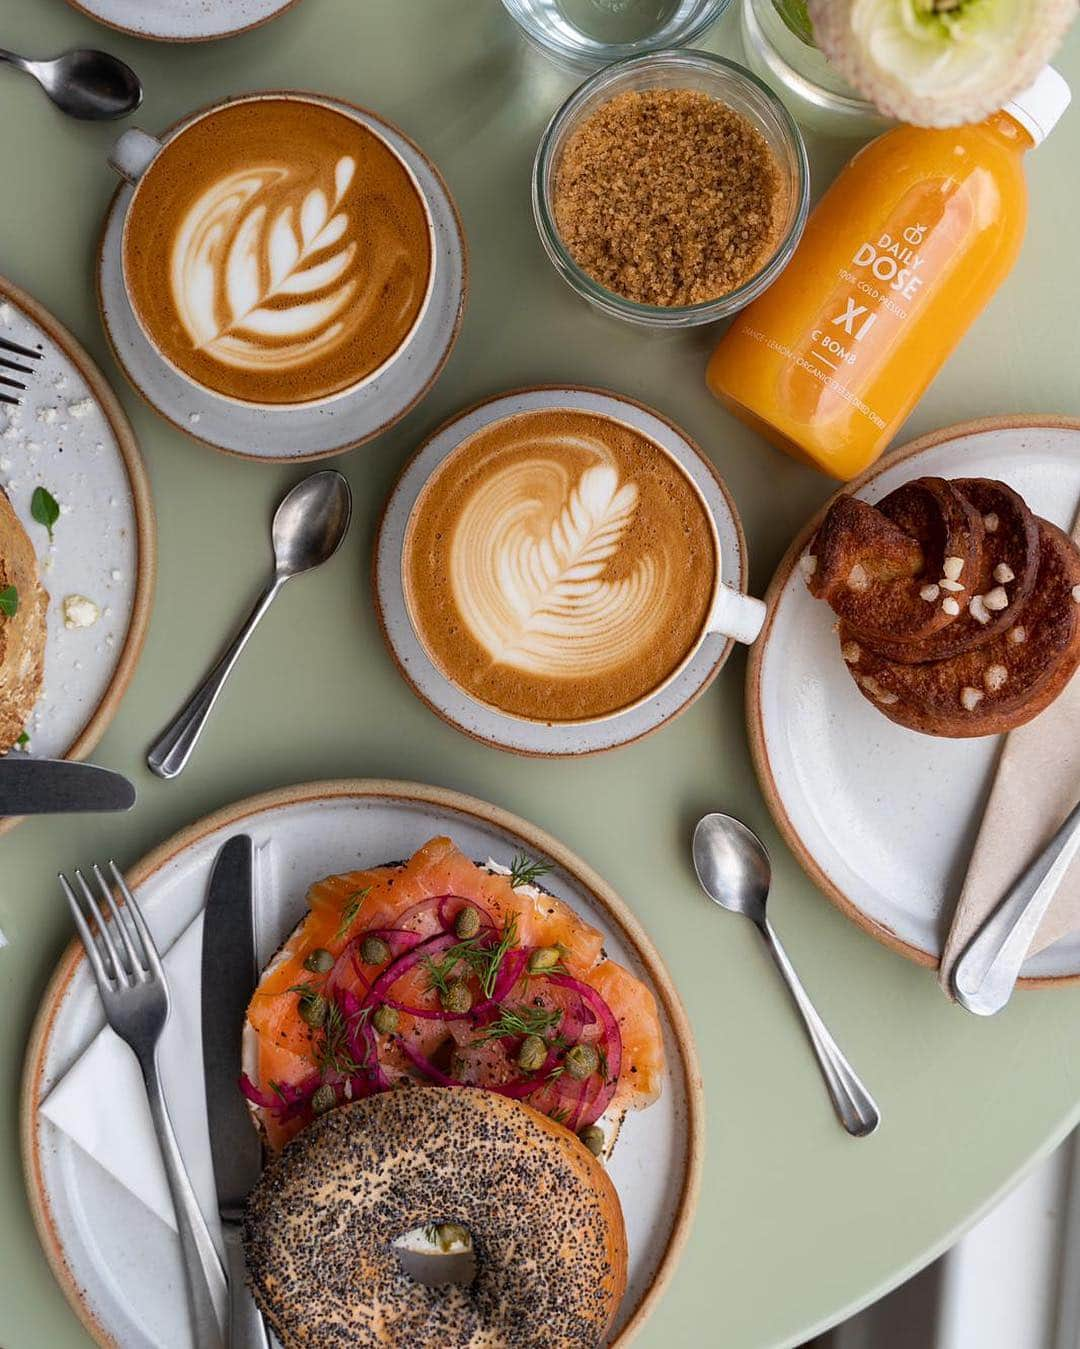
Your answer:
(404, 408), (718, 722)
(123, 97), (433, 405)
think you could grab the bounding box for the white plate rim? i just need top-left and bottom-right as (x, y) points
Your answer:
(0, 274), (156, 834)
(20, 777), (705, 1349)
(373, 384), (750, 756)
(95, 90), (468, 463)
(746, 413), (1080, 985)
(63, 0), (304, 43)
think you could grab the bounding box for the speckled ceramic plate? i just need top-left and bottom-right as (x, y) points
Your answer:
(747, 416), (1080, 980)
(374, 386), (752, 755)
(22, 780), (702, 1349)
(97, 93), (466, 462)
(64, 0), (303, 43)
(0, 276), (154, 830)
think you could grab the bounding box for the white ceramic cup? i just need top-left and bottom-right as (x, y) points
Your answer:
(399, 394), (767, 730)
(107, 92), (437, 412)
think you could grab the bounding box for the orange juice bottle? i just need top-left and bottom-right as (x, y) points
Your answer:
(707, 68), (1070, 480)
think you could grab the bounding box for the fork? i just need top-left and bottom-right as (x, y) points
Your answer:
(59, 861), (226, 1348)
(0, 334), (43, 406)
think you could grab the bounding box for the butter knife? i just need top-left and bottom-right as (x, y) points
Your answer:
(0, 757), (135, 815)
(201, 834), (270, 1349)
(953, 796), (1080, 1015)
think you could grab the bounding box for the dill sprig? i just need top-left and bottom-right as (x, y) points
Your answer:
(508, 853), (550, 890)
(335, 887), (371, 942)
(314, 1000), (369, 1079)
(422, 915), (520, 1002)
(548, 1106), (571, 1126)
(472, 1003), (563, 1044)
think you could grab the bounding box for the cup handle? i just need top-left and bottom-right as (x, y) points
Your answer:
(707, 585), (767, 646)
(108, 128), (162, 185)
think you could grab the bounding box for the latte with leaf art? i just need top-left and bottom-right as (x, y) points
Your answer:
(404, 408), (718, 723)
(122, 97), (433, 405)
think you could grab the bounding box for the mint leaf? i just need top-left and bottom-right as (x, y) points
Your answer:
(31, 486), (60, 541)
(0, 586), (18, 618)
(15, 731), (28, 748)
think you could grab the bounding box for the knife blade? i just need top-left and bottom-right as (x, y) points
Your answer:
(0, 757), (135, 815)
(201, 834), (269, 1349)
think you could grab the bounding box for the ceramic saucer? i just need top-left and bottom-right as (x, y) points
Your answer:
(97, 96), (467, 462)
(747, 415), (1080, 980)
(0, 276), (154, 832)
(374, 385), (750, 756)
(65, 0), (303, 43)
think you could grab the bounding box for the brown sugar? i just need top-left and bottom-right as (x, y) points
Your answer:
(553, 88), (786, 308)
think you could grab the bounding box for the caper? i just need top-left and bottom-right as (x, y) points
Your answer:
(578, 1124), (604, 1157)
(298, 992), (328, 1028)
(527, 946), (560, 974)
(372, 1004), (399, 1035)
(441, 980), (472, 1014)
(311, 1083), (336, 1115)
(360, 935), (391, 965)
(436, 1223), (470, 1251)
(565, 1043), (599, 1080)
(517, 1034), (547, 1072)
(454, 905), (481, 940)
(303, 947), (334, 974)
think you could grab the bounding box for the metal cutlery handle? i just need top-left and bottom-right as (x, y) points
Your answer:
(222, 1224), (270, 1349)
(140, 1052), (226, 1348)
(953, 799), (1080, 1017)
(760, 919), (881, 1137)
(147, 578), (282, 780)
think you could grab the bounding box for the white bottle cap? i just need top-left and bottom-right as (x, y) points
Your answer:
(1002, 66), (1071, 146)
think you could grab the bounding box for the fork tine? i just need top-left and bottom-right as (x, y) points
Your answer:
(108, 861), (164, 982)
(0, 335), (43, 360)
(74, 868), (131, 987)
(58, 873), (115, 993)
(91, 863), (145, 979)
(0, 393), (20, 406)
(0, 375), (26, 391)
(0, 356), (33, 375)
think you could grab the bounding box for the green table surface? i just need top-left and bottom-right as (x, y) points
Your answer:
(2, 3), (1080, 1347)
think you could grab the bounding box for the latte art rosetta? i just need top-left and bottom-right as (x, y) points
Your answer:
(450, 447), (670, 679)
(172, 155), (388, 373)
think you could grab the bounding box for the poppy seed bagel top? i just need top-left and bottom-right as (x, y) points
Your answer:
(243, 1087), (628, 1348)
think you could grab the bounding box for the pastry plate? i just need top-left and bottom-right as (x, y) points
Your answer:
(0, 276), (154, 831)
(374, 385), (750, 755)
(64, 0), (303, 43)
(22, 779), (703, 1349)
(97, 95), (466, 462)
(747, 416), (1080, 980)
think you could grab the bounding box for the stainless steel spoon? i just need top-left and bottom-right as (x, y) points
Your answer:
(147, 472), (352, 780)
(0, 47), (142, 121)
(692, 813), (881, 1137)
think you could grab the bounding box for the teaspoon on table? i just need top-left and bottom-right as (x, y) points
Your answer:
(0, 47), (142, 121)
(692, 813), (881, 1138)
(147, 471), (352, 781)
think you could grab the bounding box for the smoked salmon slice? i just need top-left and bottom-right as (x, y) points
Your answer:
(243, 837), (664, 1151)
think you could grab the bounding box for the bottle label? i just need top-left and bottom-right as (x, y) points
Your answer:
(738, 178), (974, 432)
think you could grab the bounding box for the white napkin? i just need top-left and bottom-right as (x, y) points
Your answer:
(38, 841), (277, 1238)
(39, 911), (217, 1237)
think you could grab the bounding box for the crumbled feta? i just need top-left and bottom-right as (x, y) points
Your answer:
(62, 594), (100, 629)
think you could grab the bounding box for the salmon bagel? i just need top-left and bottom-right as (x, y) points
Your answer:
(243, 1087), (628, 1349)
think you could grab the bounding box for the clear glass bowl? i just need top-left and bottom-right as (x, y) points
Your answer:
(532, 50), (810, 328)
(740, 0), (892, 137)
(501, 0), (732, 74)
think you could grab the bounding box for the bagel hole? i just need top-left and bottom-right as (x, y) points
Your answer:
(393, 1224), (476, 1288)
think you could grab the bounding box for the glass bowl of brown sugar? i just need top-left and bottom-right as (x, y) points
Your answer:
(533, 50), (810, 328)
